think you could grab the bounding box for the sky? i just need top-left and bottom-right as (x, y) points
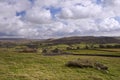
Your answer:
(0, 0), (120, 39)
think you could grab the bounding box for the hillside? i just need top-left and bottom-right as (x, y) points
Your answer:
(43, 36), (120, 44)
(0, 36), (120, 44)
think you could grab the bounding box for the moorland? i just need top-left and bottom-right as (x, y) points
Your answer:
(0, 36), (120, 80)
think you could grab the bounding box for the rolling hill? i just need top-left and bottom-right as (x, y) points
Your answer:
(0, 36), (120, 44)
(43, 36), (120, 44)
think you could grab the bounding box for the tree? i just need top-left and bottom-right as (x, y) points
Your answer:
(52, 48), (60, 53)
(26, 44), (38, 49)
(99, 44), (105, 48)
(85, 45), (89, 49)
(42, 49), (47, 53)
(76, 46), (80, 50)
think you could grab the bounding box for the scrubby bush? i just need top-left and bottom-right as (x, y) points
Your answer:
(114, 45), (120, 48)
(0, 42), (17, 48)
(89, 44), (95, 49)
(66, 59), (93, 68)
(99, 44), (105, 48)
(99, 44), (120, 49)
(26, 44), (38, 49)
(66, 59), (108, 71)
(42, 49), (47, 53)
(19, 48), (37, 53)
(51, 48), (61, 53)
(85, 45), (89, 49)
(66, 47), (73, 50)
(76, 46), (80, 50)
(94, 62), (108, 71)
(106, 45), (113, 48)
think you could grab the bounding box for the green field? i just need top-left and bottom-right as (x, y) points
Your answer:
(65, 49), (120, 56)
(0, 48), (120, 80)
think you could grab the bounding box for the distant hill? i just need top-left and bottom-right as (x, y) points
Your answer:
(0, 38), (31, 43)
(0, 38), (44, 43)
(43, 36), (120, 44)
(0, 38), (26, 40)
(0, 36), (120, 44)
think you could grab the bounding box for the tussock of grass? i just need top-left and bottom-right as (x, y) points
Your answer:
(66, 58), (108, 71)
(66, 59), (93, 68)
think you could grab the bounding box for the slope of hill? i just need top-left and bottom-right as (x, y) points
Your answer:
(43, 36), (120, 44)
(0, 36), (119, 44)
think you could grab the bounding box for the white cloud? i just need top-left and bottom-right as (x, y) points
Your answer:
(102, 0), (120, 16)
(0, 2), (16, 18)
(98, 18), (120, 31)
(13, 0), (31, 12)
(58, 4), (102, 19)
(25, 7), (52, 24)
(0, 0), (120, 39)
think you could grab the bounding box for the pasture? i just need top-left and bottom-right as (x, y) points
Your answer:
(0, 46), (120, 80)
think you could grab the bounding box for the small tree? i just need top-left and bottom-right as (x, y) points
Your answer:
(99, 44), (105, 48)
(66, 47), (72, 50)
(26, 44), (38, 49)
(76, 46), (80, 50)
(85, 45), (89, 49)
(89, 44), (94, 49)
(52, 48), (60, 53)
(42, 49), (47, 53)
(106, 45), (113, 48)
(114, 45), (120, 48)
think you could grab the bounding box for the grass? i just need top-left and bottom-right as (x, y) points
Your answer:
(0, 48), (120, 80)
(64, 49), (120, 56)
(98, 48), (120, 52)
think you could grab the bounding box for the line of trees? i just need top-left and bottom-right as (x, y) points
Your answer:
(66, 44), (120, 50)
(99, 44), (120, 48)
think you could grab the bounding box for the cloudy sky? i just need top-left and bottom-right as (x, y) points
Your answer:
(0, 0), (120, 39)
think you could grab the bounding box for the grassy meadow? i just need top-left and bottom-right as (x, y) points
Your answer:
(0, 45), (120, 80)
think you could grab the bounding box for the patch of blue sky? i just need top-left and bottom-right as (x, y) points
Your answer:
(28, 0), (35, 8)
(29, 0), (35, 3)
(95, 0), (103, 5)
(16, 11), (26, 21)
(114, 16), (120, 23)
(16, 11), (26, 17)
(46, 6), (61, 19)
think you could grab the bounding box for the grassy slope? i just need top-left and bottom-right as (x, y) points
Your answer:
(0, 49), (120, 80)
